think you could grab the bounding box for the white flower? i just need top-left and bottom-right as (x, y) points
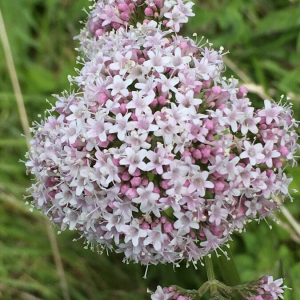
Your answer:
(109, 113), (134, 141)
(119, 147), (148, 175)
(126, 91), (154, 115)
(133, 182), (161, 217)
(155, 73), (179, 94)
(164, 6), (188, 32)
(120, 220), (147, 247)
(143, 50), (171, 73)
(110, 51), (135, 75)
(106, 75), (133, 97)
(168, 47), (191, 69)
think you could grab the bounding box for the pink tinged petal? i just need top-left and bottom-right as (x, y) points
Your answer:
(240, 151), (248, 159)
(153, 241), (161, 251)
(249, 156), (256, 165)
(128, 164), (137, 175)
(120, 89), (129, 97)
(205, 181), (214, 188)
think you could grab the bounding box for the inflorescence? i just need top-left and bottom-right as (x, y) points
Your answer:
(25, 0), (299, 268)
(150, 275), (286, 300)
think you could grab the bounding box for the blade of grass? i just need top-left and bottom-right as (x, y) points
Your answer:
(223, 56), (300, 103)
(0, 9), (70, 300)
(0, 9), (31, 148)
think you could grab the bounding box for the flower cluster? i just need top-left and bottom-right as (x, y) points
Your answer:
(150, 286), (191, 300)
(25, 0), (299, 267)
(87, 0), (194, 37)
(249, 276), (285, 300)
(150, 276), (286, 300)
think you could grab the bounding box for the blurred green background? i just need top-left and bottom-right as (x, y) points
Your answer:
(0, 0), (300, 299)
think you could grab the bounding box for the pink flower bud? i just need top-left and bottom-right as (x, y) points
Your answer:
(279, 146), (289, 156)
(211, 85), (222, 95)
(118, 3), (128, 11)
(179, 41), (188, 50)
(237, 86), (248, 98)
(95, 29), (104, 37)
(120, 103), (127, 114)
(138, 57), (145, 64)
(107, 134), (116, 142)
(164, 222), (173, 233)
(150, 98), (158, 108)
(126, 188), (138, 199)
(153, 185), (160, 193)
(112, 158), (120, 165)
(141, 178), (149, 186)
(202, 80), (211, 88)
(131, 113), (138, 121)
(158, 96), (167, 105)
(141, 222), (150, 229)
(112, 22), (121, 29)
(183, 180), (190, 187)
(202, 147), (211, 158)
(120, 12), (130, 21)
(160, 216), (167, 223)
(214, 181), (225, 191)
(274, 159), (282, 168)
(145, 7), (153, 16)
(121, 172), (131, 181)
(131, 176), (142, 187)
(193, 149), (202, 159)
(98, 141), (109, 147)
(189, 231), (196, 238)
(128, 3), (135, 10)
(203, 119), (214, 130)
(154, 0), (163, 8)
(132, 169), (141, 176)
(160, 180), (169, 190)
(194, 85), (201, 94)
(151, 222), (157, 229)
(98, 93), (108, 104)
(121, 184), (130, 194)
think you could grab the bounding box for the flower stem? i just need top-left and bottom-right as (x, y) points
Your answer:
(217, 248), (241, 286)
(216, 248), (241, 300)
(204, 256), (218, 294)
(204, 256), (215, 281)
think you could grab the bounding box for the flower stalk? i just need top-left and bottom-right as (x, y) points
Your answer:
(204, 255), (218, 295)
(216, 248), (242, 298)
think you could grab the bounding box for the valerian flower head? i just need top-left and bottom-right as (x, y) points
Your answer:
(248, 276), (286, 300)
(150, 275), (287, 300)
(25, 0), (299, 267)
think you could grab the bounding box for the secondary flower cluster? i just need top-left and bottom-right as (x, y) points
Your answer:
(150, 276), (285, 300)
(245, 275), (285, 300)
(87, 0), (194, 37)
(25, 0), (299, 267)
(150, 286), (191, 300)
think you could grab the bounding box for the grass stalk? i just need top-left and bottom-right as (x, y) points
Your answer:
(0, 9), (70, 300)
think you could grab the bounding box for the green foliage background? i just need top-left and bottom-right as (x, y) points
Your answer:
(0, 0), (300, 299)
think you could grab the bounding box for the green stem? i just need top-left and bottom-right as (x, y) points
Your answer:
(217, 248), (241, 286)
(216, 248), (241, 300)
(204, 256), (215, 281)
(204, 256), (218, 294)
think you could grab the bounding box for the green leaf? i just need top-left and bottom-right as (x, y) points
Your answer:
(253, 7), (300, 36)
